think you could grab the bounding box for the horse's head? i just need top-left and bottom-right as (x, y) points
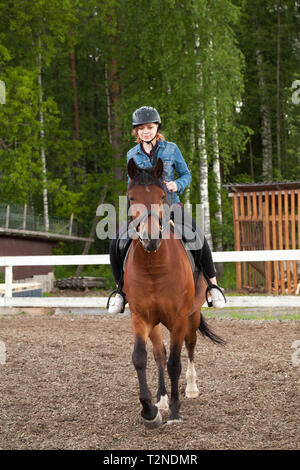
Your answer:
(127, 158), (167, 253)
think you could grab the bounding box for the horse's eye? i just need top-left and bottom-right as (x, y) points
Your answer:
(129, 197), (135, 202)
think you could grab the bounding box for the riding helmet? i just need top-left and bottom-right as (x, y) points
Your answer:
(132, 106), (161, 128)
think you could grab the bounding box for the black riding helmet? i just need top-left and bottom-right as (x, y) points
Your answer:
(132, 106), (161, 128)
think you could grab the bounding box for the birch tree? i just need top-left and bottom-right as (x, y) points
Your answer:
(256, 45), (273, 180)
(37, 38), (49, 232)
(194, 28), (213, 249)
(276, 0), (281, 174)
(212, 97), (223, 252)
(208, 38), (223, 252)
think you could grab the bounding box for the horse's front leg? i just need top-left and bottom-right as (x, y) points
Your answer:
(131, 316), (162, 429)
(149, 324), (169, 411)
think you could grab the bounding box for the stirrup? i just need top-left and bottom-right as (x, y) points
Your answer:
(205, 284), (226, 308)
(106, 289), (126, 313)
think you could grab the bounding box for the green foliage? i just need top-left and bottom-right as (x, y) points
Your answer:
(0, 0), (299, 257)
(233, 0), (300, 181)
(218, 263), (237, 290)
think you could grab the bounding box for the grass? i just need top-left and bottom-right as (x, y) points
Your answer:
(202, 308), (300, 321)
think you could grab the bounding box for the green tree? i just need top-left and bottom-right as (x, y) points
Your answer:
(233, 0), (300, 181)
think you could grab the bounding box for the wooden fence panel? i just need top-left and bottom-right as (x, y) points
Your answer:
(231, 187), (300, 294)
(271, 191), (279, 294)
(284, 190), (292, 293)
(233, 193), (242, 290)
(264, 193), (272, 292)
(291, 190), (298, 293)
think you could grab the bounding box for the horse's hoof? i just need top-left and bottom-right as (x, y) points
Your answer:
(167, 418), (183, 425)
(185, 389), (199, 399)
(155, 394), (169, 411)
(141, 410), (162, 429)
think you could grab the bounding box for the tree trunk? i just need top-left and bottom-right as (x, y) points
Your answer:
(69, 28), (80, 142)
(198, 114), (212, 250)
(185, 124), (196, 217)
(276, 0), (281, 174)
(256, 47), (273, 180)
(93, 51), (100, 172)
(208, 39), (222, 252)
(212, 98), (223, 276)
(109, 56), (122, 181)
(194, 30), (213, 250)
(212, 96), (223, 251)
(105, 62), (112, 145)
(249, 137), (255, 181)
(107, 11), (122, 182)
(37, 37), (49, 232)
(254, 16), (273, 180)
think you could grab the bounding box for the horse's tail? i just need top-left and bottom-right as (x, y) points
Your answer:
(198, 314), (226, 346)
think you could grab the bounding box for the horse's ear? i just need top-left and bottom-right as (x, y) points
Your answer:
(127, 158), (138, 180)
(153, 158), (164, 178)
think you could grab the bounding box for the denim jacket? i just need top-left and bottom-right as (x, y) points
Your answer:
(126, 139), (191, 204)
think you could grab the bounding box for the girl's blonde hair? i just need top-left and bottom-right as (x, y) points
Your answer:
(132, 126), (165, 143)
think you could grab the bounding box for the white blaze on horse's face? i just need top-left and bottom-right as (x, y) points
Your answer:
(139, 204), (162, 253)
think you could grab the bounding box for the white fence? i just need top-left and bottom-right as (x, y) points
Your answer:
(0, 250), (300, 309)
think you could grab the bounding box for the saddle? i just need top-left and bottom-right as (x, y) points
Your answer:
(113, 217), (226, 309)
(117, 218), (200, 278)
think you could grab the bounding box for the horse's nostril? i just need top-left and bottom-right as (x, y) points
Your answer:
(142, 238), (162, 253)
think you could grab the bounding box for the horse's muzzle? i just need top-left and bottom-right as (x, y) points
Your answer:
(142, 237), (162, 253)
(132, 208), (163, 253)
(140, 228), (162, 253)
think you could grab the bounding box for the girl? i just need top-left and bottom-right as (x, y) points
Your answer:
(108, 106), (225, 313)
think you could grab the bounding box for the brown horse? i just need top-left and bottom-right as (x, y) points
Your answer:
(124, 157), (225, 428)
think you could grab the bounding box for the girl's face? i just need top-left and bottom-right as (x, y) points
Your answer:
(137, 123), (158, 142)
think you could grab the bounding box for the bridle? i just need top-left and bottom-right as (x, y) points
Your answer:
(128, 207), (170, 245)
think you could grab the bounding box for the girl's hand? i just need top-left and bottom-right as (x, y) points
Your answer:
(164, 181), (178, 192)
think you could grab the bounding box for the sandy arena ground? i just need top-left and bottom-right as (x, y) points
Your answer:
(0, 313), (299, 450)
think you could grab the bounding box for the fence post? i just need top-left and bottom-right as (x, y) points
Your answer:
(5, 266), (13, 298)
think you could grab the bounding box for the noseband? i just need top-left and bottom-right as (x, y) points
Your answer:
(128, 207), (170, 243)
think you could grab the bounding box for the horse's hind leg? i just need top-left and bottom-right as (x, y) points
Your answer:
(184, 311), (201, 399)
(131, 316), (162, 428)
(149, 324), (169, 411)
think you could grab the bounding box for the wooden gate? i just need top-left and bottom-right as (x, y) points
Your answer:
(227, 182), (300, 294)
